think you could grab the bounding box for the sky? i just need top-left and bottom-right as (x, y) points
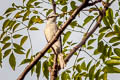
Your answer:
(0, 0), (120, 80)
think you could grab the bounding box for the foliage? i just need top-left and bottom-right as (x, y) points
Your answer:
(0, 0), (120, 80)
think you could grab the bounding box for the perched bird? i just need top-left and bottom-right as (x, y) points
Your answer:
(44, 13), (65, 69)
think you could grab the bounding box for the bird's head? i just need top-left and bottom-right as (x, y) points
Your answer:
(47, 13), (58, 22)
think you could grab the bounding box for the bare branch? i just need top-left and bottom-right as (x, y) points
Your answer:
(52, 0), (56, 14)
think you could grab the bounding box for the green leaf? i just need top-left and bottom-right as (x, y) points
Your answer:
(46, 9), (53, 16)
(19, 59), (31, 65)
(104, 66), (120, 73)
(26, 49), (31, 58)
(115, 12), (119, 17)
(89, 65), (96, 80)
(30, 27), (39, 30)
(3, 49), (11, 58)
(8, 20), (16, 30)
(109, 37), (120, 43)
(9, 53), (16, 70)
(102, 16), (110, 27)
(98, 41), (104, 52)
(106, 8), (114, 25)
(87, 46), (94, 50)
(88, 39), (96, 45)
(77, 57), (84, 62)
(99, 27), (109, 33)
(118, 18), (120, 26)
(14, 10), (25, 18)
(112, 42), (120, 46)
(4, 8), (16, 14)
(107, 47), (112, 58)
(2, 43), (11, 50)
(62, 6), (67, 12)
(28, 16), (36, 27)
(98, 33), (105, 42)
(0, 16), (4, 20)
(70, 1), (77, 10)
(81, 61), (87, 70)
(20, 36), (28, 46)
(95, 69), (101, 80)
(76, 64), (81, 72)
(83, 16), (94, 26)
(110, 56), (120, 60)
(113, 25), (120, 32)
(87, 60), (92, 70)
(13, 23), (20, 32)
(63, 31), (71, 45)
(61, 72), (70, 80)
(42, 60), (49, 79)
(23, 10), (31, 21)
(34, 2), (41, 6)
(13, 34), (22, 39)
(105, 59), (120, 65)
(2, 19), (10, 31)
(2, 36), (10, 43)
(36, 61), (41, 79)
(0, 32), (6, 40)
(94, 49), (100, 55)
(14, 49), (25, 54)
(105, 32), (117, 37)
(70, 21), (77, 28)
(114, 48), (120, 57)
(13, 43), (24, 50)
(27, 0), (37, 6)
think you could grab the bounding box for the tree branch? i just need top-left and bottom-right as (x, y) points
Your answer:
(52, 0), (56, 14)
(17, 0), (101, 80)
(64, 0), (115, 64)
(50, 0), (58, 80)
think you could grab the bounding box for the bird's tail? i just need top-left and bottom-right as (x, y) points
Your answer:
(58, 53), (66, 69)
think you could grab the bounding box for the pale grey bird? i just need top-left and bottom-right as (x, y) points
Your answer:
(44, 13), (65, 69)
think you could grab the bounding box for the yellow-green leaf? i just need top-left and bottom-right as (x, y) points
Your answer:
(2, 36), (10, 43)
(9, 53), (16, 70)
(105, 59), (120, 65)
(20, 36), (28, 46)
(36, 61), (41, 79)
(88, 39), (96, 45)
(19, 59), (31, 65)
(13, 34), (22, 39)
(3, 49), (11, 58)
(63, 31), (71, 45)
(0, 16), (4, 20)
(109, 37), (120, 43)
(30, 27), (39, 30)
(114, 48), (120, 57)
(83, 16), (94, 26)
(111, 56), (120, 60)
(42, 60), (49, 79)
(89, 65), (96, 80)
(4, 8), (16, 14)
(13, 23), (20, 32)
(13, 43), (24, 50)
(2, 43), (11, 50)
(14, 49), (25, 54)
(2, 19), (10, 31)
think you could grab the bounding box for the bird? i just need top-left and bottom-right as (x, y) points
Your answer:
(44, 13), (65, 69)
